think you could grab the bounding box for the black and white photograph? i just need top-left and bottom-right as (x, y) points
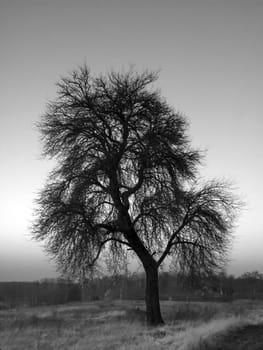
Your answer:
(1, 0), (263, 348)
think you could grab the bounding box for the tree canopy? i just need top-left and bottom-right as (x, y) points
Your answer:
(33, 66), (241, 324)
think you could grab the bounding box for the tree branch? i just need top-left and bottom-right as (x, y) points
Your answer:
(157, 215), (189, 267)
(88, 237), (132, 267)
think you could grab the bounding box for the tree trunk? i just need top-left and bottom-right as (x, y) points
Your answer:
(123, 227), (164, 325)
(145, 264), (164, 325)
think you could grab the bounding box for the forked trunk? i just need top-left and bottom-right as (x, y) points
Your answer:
(145, 265), (164, 325)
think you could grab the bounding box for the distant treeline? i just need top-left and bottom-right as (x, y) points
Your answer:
(1, 271), (263, 308)
(82, 271), (263, 301)
(0, 280), (81, 308)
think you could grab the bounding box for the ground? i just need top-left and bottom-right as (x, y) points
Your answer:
(212, 324), (263, 350)
(0, 299), (262, 349)
(211, 302), (263, 350)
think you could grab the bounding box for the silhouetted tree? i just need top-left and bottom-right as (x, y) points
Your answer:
(32, 66), (241, 324)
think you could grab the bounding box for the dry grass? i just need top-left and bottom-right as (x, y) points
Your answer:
(0, 299), (262, 350)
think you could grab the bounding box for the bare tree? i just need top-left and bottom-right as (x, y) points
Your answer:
(32, 66), (241, 324)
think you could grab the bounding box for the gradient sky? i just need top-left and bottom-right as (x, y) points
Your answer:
(1, 0), (262, 281)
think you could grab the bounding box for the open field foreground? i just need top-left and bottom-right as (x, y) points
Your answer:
(0, 300), (263, 350)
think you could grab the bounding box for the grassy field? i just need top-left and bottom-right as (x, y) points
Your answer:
(0, 299), (262, 350)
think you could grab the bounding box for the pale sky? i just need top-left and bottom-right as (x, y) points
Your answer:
(1, 0), (262, 281)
